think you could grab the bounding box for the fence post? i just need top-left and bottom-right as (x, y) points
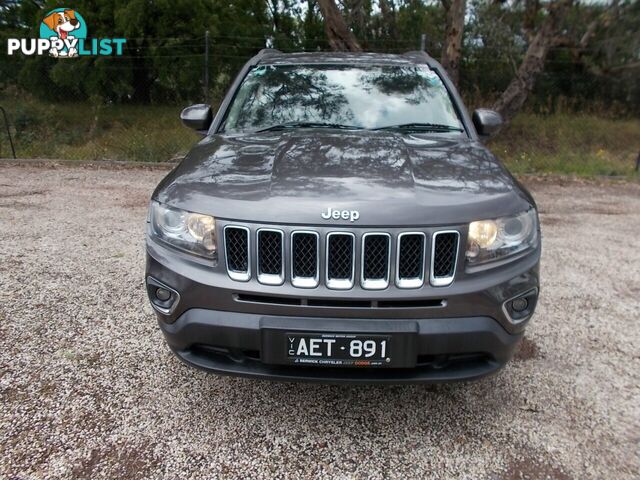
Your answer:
(420, 33), (426, 52)
(204, 30), (210, 104)
(0, 106), (16, 159)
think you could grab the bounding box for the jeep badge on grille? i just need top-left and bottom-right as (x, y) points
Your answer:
(321, 207), (360, 222)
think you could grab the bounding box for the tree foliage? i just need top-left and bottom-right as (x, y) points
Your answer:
(0, 0), (637, 114)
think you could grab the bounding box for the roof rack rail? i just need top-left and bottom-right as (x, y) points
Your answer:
(249, 48), (282, 66)
(402, 50), (438, 67)
(402, 50), (431, 59)
(257, 48), (282, 55)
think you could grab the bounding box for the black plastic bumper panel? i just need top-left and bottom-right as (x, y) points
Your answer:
(159, 309), (521, 384)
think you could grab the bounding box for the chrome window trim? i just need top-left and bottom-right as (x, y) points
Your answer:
(224, 225), (251, 282)
(290, 230), (320, 288)
(360, 232), (391, 290)
(256, 228), (285, 286)
(395, 232), (426, 289)
(325, 231), (355, 290)
(430, 230), (460, 287)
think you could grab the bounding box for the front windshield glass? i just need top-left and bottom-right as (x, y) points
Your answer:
(221, 64), (463, 133)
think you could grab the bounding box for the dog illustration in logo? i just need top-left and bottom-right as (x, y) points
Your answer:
(43, 9), (80, 57)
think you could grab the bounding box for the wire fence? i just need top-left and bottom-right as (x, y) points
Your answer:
(0, 35), (638, 174)
(3, 33), (637, 105)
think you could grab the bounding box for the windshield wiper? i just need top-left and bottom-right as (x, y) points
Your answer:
(373, 122), (464, 133)
(255, 122), (362, 133)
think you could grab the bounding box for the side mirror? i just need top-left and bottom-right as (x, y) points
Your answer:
(472, 109), (503, 137)
(180, 104), (212, 133)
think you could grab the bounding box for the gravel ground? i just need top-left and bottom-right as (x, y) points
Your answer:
(1, 163), (639, 479)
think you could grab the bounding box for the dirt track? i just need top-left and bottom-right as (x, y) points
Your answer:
(1, 163), (639, 479)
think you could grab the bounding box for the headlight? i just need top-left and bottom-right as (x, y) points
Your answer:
(466, 209), (538, 265)
(149, 201), (217, 258)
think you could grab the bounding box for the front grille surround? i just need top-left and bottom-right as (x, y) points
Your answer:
(290, 231), (320, 288)
(256, 228), (284, 286)
(222, 223), (461, 290)
(325, 232), (356, 290)
(430, 230), (460, 287)
(395, 232), (427, 289)
(360, 232), (391, 290)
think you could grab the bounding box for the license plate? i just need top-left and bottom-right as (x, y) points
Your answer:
(286, 333), (391, 367)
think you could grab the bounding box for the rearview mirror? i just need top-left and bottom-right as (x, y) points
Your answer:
(472, 109), (503, 137)
(180, 104), (213, 133)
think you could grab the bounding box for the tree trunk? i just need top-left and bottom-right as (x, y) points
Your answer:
(129, 40), (153, 103)
(268, 0), (280, 31)
(379, 0), (397, 39)
(523, 0), (540, 42)
(317, 0), (362, 52)
(440, 0), (466, 87)
(492, 0), (573, 122)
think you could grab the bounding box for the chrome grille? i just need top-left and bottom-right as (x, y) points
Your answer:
(223, 225), (460, 289)
(361, 233), (390, 290)
(326, 233), (355, 289)
(291, 232), (319, 288)
(396, 232), (426, 288)
(257, 229), (284, 285)
(430, 231), (459, 287)
(224, 226), (250, 281)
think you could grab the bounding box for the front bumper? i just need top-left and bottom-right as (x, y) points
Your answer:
(160, 309), (523, 384)
(147, 238), (540, 384)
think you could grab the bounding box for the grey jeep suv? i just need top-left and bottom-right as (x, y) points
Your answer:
(145, 49), (541, 383)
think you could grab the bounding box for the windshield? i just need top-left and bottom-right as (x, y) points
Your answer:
(221, 64), (464, 133)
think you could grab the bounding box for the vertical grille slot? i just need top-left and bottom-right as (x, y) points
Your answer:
(224, 226), (250, 281)
(326, 232), (355, 290)
(257, 229), (284, 285)
(361, 233), (390, 290)
(430, 231), (459, 287)
(396, 232), (426, 288)
(291, 232), (319, 288)
(224, 226), (251, 282)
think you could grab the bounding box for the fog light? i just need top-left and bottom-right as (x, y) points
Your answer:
(502, 288), (538, 324)
(511, 297), (529, 312)
(146, 277), (180, 315)
(155, 287), (171, 301)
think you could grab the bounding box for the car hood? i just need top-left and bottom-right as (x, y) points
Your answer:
(154, 131), (534, 226)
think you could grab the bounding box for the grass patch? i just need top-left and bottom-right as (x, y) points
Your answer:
(1, 94), (638, 176)
(491, 113), (640, 177)
(1, 95), (198, 162)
